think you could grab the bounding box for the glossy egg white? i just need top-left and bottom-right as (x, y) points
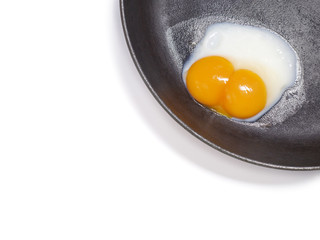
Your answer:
(182, 22), (299, 122)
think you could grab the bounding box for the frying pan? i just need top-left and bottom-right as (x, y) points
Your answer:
(120, 0), (320, 170)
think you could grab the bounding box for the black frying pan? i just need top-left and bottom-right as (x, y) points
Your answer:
(120, 0), (320, 170)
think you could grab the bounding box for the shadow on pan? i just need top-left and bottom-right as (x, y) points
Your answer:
(120, 0), (320, 170)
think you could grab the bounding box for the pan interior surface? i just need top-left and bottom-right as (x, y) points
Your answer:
(121, 0), (320, 169)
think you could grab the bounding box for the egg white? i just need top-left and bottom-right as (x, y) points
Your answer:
(182, 22), (298, 122)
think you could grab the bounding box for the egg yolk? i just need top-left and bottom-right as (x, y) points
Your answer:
(222, 69), (267, 119)
(186, 56), (234, 107)
(186, 57), (267, 119)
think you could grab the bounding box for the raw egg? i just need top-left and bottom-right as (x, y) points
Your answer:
(182, 22), (298, 122)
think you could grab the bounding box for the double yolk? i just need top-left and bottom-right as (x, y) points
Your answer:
(186, 56), (267, 119)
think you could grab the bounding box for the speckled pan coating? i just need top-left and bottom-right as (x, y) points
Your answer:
(121, 0), (320, 170)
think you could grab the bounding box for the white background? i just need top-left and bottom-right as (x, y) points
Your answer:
(0, 0), (319, 239)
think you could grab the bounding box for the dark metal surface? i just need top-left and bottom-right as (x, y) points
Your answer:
(120, 0), (320, 170)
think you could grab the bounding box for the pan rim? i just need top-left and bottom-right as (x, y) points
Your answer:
(119, 0), (320, 171)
